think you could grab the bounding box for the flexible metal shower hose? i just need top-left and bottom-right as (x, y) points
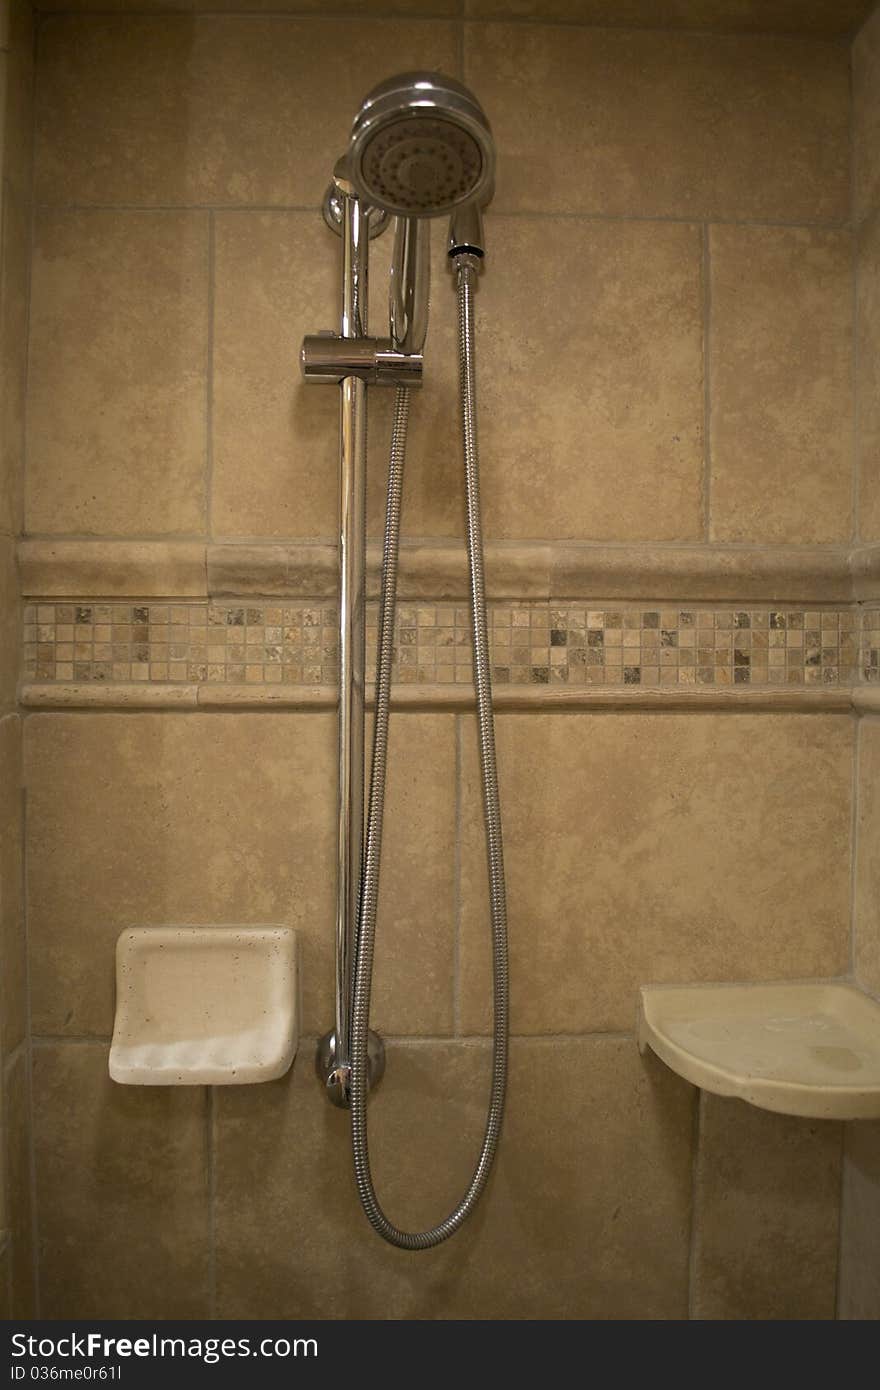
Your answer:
(349, 254), (510, 1249)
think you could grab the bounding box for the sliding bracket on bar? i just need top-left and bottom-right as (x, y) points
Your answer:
(300, 334), (423, 388)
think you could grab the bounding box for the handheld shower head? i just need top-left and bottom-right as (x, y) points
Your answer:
(348, 72), (494, 218)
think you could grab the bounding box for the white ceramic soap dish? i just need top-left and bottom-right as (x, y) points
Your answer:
(109, 926), (299, 1086)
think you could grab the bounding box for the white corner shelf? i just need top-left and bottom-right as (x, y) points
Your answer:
(110, 926), (299, 1086)
(638, 981), (880, 1120)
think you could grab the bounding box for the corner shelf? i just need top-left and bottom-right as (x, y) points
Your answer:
(638, 981), (880, 1120)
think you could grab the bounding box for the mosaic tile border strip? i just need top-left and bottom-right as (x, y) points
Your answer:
(23, 602), (867, 689)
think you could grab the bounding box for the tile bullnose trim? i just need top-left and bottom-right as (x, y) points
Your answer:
(20, 683), (854, 714)
(853, 689), (880, 714)
(550, 545), (854, 603)
(207, 543), (289, 597)
(197, 685), (332, 710)
(18, 540), (208, 598)
(21, 683), (200, 709)
(852, 545), (880, 601)
(19, 539), (857, 604)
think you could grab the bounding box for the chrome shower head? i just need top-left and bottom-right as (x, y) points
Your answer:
(348, 71), (494, 218)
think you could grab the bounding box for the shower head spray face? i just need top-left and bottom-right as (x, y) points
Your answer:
(348, 72), (494, 218)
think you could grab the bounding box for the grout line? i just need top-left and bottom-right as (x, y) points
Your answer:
(0, 1086), (11, 1311)
(205, 211), (215, 544)
(853, 201), (880, 234)
(0, 186), (10, 544)
(12, 10), (40, 1317)
(21, 779), (40, 1318)
(375, 1035), (496, 1046)
(465, 16), (854, 43)
(31, 1034), (111, 1045)
(687, 1089), (703, 1321)
(849, 16), (858, 242)
(453, 714), (462, 1038)
(17, 531), (863, 553)
(701, 223), (712, 541)
(0, 1232), (10, 1319)
(30, 202), (854, 232)
(35, 204), (322, 215)
(21, 9), (38, 552)
(849, 712), (862, 984)
(33, 9), (467, 26)
(852, 223), (861, 546)
(0, 1037), (27, 1078)
(834, 1117), (848, 1319)
(20, 531), (212, 543)
(850, 21), (861, 548)
(30, 1029), (638, 1046)
(34, 11), (857, 43)
(18, 695), (862, 718)
(206, 1087), (216, 1319)
(374, 1031), (638, 1044)
(40, 8), (468, 21)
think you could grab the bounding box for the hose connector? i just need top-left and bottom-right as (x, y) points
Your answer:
(448, 201), (486, 262)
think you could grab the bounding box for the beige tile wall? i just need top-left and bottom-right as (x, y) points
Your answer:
(839, 1121), (880, 1319)
(692, 1094), (842, 1320)
(3, 1051), (33, 1318)
(459, 713), (852, 1035)
(842, 712), (880, 1318)
(24, 708), (855, 1317)
(33, 18), (462, 209)
(28, 12), (856, 547)
(33, 1042), (209, 1319)
(461, 2), (872, 34)
(0, 182), (29, 541)
(212, 215), (465, 541)
(214, 1038), (694, 1321)
(27, 211), (210, 537)
(0, 718), (25, 1060)
(24, 712), (457, 1040)
(477, 219), (704, 541)
(25, 1), (878, 32)
(856, 7), (880, 542)
(855, 718), (880, 998)
(35, 1035), (695, 1320)
(709, 226), (853, 544)
(842, 2), (880, 1322)
(21, 4), (870, 1322)
(855, 4), (880, 228)
(38, 1), (461, 13)
(0, 0), (33, 1320)
(465, 26), (849, 223)
(860, 215), (880, 542)
(0, 537), (16, 709)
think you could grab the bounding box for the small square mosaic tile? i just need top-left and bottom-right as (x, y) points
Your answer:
(481, 605), (856, 689)
(22, 601), (864, 689)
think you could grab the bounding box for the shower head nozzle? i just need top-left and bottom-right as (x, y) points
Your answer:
(348, 71), (494, 219)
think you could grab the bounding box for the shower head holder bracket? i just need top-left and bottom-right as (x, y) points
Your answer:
(317, 1029), (386, 1109)
(322, 180), (391, 241)
(300, 333), (423, 388)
